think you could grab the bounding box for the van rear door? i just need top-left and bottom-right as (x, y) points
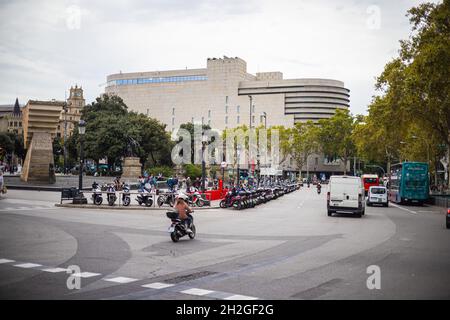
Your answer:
(330, 177), (360, 209)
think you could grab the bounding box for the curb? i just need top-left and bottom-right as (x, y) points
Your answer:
(54, 203), (221, 210)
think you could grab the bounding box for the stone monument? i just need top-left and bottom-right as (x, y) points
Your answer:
(21, 100), (64, 183)
(121, 136), (142, 179)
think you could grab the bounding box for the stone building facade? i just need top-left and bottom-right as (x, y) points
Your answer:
(105, 56), (351, 176)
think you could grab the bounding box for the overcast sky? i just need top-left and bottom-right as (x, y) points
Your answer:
(0, 0), (441, 115)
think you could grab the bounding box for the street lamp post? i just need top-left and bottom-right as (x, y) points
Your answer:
(78, 120), (86, 191)
(257, 153), (260, 187)
(248, 95), (253, 129)
(63, 102), (68, 175)
(260, 112), (267, 129)
(73, 120), (87, 204)
(201, 134), (207, 192)
(236, 145), (241, 187)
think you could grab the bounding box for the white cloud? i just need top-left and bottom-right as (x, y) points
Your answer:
(0, 0), (442, 115)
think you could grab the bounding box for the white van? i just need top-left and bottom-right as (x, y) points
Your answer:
(366, 186), (388, 207)
(327, 175), (365, 217)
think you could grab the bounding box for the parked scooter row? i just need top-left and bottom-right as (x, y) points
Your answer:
(90, 181), (132, 206)
(220, 182), (300, 210)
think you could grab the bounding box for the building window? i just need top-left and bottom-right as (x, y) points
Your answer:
(237, 116), (240, 124)
(172, 107), (175, 116)
(225, 116), (228, 124)
(237, 105), (240, 113)
(14, 121), (17, 127)
(208, 110), (211, 118)
(225, 96), (229, 104)
(172, 117), (175, 125)
(191, 117), (194, 123)
(252, 116), (255, 124)
(225, 105), (228, 114)
(19, 122), (22, 127)
(252, 105), (255, 113)
(315, 157), (318, 165)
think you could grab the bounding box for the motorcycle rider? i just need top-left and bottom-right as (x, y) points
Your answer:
(317, 182), (322, 193)
(174, 194), (193, 233)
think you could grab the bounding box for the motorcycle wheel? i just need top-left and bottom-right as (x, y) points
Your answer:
(169, 198), (175, 207)
(94, 197), (103, 206)
(157, 197), (164, 207)
(145, 198), (153, 207)
(108, 197), (115, 206)
(219, 200), (227, 208)
(170, 232), (179, 243)
(196, 198), (204, 207)
(188, 225), (196, 239)
(234, 201), (242, 210)
(123, 196), (130, 206)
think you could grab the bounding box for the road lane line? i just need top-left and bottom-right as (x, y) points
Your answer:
(180, 288), (215, 296)
(72, 272), (102, 278)
(0, 259), (15, 264)
(42, 267), (69, 273)
(390, 203), (418, 214)
(141, 282), (175, 289)
(14, 263), (43, 268)
(104, 277), (139, 284)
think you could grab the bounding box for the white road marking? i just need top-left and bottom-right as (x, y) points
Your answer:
(141, 282), (175, 289)
(0, 259), (15, 264)
(390, 203), (418, 214)
(104, 277), (138, 284)
(72, 272), (101, 278)
(14, 263), (43, 268)
(42, 267), (69, 273)
(224, 294), (259, 300)
(181, 288), (215, 296)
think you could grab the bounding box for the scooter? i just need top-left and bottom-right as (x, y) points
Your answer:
(91, 182), (103, 205)
(106, 184), (117, 206)
(166, 211), (196, 242)
(122, 183), (131, 206)
(157, 191), (176, 207)
(136, 186), (153, 207)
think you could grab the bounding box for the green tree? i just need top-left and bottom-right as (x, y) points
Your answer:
(183, 163), (202, 179)
(318, 109), (355, 175)
(290, 121), (320, 178)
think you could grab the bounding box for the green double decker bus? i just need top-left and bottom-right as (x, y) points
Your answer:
(389, 162), (429, 204)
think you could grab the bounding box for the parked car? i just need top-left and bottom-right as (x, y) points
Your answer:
(327, 175), (365, 217)
(366, 186), (388, 207)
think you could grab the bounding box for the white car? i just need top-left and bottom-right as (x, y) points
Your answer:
(366, 186), (388, 207)
(327, 175), (365, 217)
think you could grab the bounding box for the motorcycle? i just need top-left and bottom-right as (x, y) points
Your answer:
(136, 186), (154, 207)
(157, 191), (176, 207)
(106, 184), (117, 206)
(220, 190), (241, 209)
(166, 211), (196, 242)
(188, 190), (205, 207)
(122, 183), (131, 206)
(91, 182), (103, 205)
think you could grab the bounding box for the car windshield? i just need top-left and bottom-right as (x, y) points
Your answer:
(364, 178), (378, 183)
(370, 188), (386, 194)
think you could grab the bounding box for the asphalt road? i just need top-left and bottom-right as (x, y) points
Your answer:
(0, 187), (449, 300)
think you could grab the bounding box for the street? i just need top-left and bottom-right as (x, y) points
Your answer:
(0, 187), (449, 300)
